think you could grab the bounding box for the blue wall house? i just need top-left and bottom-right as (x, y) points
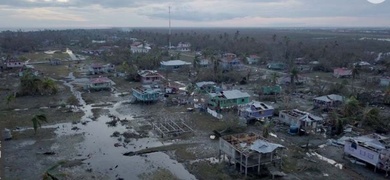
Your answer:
(132, 85), (161, 102)
(238, 101), (274, 123)
(219, 53), (242, 71)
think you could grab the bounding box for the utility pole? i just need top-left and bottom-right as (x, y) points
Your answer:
(168, 6), (171, 49)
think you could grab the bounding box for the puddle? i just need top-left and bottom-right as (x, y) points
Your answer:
(53, 73), (197, 179)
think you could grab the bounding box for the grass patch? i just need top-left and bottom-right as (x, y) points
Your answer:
(175, 147), (197, 162)
(189, 161), (233, 180)
(139, 169), (179, 180)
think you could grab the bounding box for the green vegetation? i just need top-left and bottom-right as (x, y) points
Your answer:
(19, 71), (58, 96)
(31, 114), (48, 134)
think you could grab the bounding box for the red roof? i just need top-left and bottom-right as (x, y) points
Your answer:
(90, 77), (111, 83)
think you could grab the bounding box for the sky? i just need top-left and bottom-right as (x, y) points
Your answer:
(0, 0), (389, 29)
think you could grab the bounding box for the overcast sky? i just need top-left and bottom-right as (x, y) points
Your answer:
(0, 0), (389, 28)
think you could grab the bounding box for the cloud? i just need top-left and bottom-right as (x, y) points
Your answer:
(0, 0), (389, 27)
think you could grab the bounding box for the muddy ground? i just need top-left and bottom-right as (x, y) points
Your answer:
(1, 53), (388, 180)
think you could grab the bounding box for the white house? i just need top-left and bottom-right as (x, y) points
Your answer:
(246, 55), (260, 65)
(6, 60), (25, 68)
(279, 109), (323, 129)
(176, 42), (191, 52)
(131, 42), (151, 53)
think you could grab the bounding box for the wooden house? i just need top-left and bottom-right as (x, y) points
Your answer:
(313, 94), (344, 109)
(333, 68), (352, 78)
(138, 70), (164, 84)
(86, 77), (112, 91)
(220, 53), (242, 71)
(279, 109), (323, 130)
(238, 101), (274, 123)
(208, 90), (250, 109)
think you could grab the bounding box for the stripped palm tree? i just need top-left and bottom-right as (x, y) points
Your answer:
(31, 114), (48, 134)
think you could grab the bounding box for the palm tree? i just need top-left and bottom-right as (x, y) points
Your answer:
(351, 65), (360, 95)
(289, 67), (299, 92)
(5, 93), (15, 108)
(270, 72), (279, 86)
(31, 114), (48, 134)
(262, 122), (273, 138)
(341, 96), (361, 123)
(42, 78), (58, 95)
(359, 107), (380, 128)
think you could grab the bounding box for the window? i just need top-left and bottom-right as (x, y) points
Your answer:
(360, 150), (366, 156)
(241, 99), (245, 103)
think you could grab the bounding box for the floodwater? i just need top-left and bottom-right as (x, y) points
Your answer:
(51, 73), (197, 179)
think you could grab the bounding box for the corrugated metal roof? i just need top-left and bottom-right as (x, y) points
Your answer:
(222, 90), (250, 99)
(250, 140), (284, 153)
(160, 60), (191, 66)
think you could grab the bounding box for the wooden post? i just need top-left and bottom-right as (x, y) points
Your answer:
(245, 155), (248, 176)
(258, 154), (261, 173)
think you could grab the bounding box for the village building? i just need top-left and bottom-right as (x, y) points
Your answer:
(208, 89), (250, 110)
(176, 42), (191, 52)
(246, 55), (260, 65)
(261, 85), (282, 95)
(6, 60), (25, 68)
(130, 41), (151, 53)
(88, 63), (115, 75)
(86, 77), (112, 91)
(238, 101), (274, 123)
(218, 133), (284, 176)
(132, 85), (161, 102)
(195, 81), (218, 93)
(198, 58), (211, 68)
(220, 53), (242, 71)
(267, 62), (286, 70)
(160, 60), (191, 70)
(333, 67), (352, 78)
(137, 70), (164, 84)
(277, 75), (306, 85)
(313, 94), (344, 109)
(279, 109), (323, 130)
(49, 58), (61, 65)
(344, 134), (390, 173)
(379, 77), (390, 87)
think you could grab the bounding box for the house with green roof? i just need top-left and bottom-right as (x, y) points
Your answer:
(208, 90), (250, 110)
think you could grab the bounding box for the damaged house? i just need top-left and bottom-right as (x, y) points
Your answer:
(208, 90), (250, 110)
(279, 109), (323, 130)
(238, 101), (274, 123)
(313, 94), (344, 109)
(344, 134), (390, 172)
(132, 85), (161, 102)
(137, 70), (164, 84)
(219, 133), (284, 176)
(86, 77), (112, 91)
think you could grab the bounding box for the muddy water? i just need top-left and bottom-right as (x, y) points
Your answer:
(58, 72), (197, 180)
